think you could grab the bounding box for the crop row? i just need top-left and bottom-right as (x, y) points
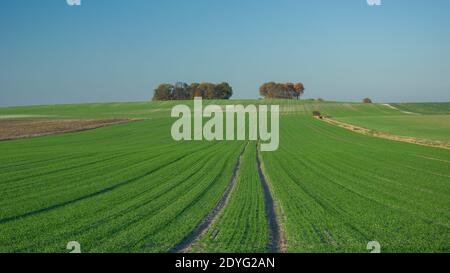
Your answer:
(261, 114), (450, 252)
(191, 143), (269, 253)
(0, 119), (245, 252)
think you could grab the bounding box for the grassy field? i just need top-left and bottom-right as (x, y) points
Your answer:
(334, 115), (450, 142)
(0, 100), (449, 252)
(392, 103), (450, 115)
(191, 143), (269, 253)
(328, 103), (450, 142)
(0, 118), (245, 252)
(262, 114), (450, 252)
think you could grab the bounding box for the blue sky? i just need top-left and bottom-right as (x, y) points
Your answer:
(1, 0), (450, 106)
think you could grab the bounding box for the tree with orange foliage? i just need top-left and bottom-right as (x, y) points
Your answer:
(293, 82), (305, 100)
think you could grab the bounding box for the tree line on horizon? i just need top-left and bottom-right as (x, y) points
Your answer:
(152, 82), (233, 101)
(152, 81), (306, 101)
(259, 82), (305, 99)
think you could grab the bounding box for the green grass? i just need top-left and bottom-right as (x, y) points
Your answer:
(0, 100), (449, 252)
(324, 102), (450, 142)
(262, 114), (450, 252)
(0, 117), (246, 252)
(335, 115), (450, 142)
(392, 102), (450, 115)
(191, 143), (269, 253)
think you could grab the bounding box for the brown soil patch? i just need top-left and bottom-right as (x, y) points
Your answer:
(319, 117), (450, 150)
(0, 118), (142, 141)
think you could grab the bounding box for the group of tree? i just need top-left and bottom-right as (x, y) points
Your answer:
(259, 82), (305, 99)
(152, 82), (233, 101)
(363, 98), (373, 103)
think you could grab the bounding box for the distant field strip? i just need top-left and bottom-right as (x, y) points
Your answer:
(391, 103), (450, 115)
(321, 117), (450, 150)
(381, 104), (417, 115)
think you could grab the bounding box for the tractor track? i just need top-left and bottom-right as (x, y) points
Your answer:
(256, 143), (283, 253)
(170, 142), (249, 253)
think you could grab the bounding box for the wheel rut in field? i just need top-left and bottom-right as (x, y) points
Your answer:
(256, 143), (283, 253)
(170, 142), (249, 253)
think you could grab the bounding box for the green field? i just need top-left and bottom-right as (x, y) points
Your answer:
(191, 143), (269, 253)
(263, 115), (450, 252)
(392, 103), (450, 115)
(330, 103), (450, 142)
(0, 100), (449, 252)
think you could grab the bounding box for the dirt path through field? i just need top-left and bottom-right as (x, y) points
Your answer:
(382, 104), (418, 115)
(170, 142), (249, 253)
(256, 144), (285, 253)
(320, 117), (450, 150)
